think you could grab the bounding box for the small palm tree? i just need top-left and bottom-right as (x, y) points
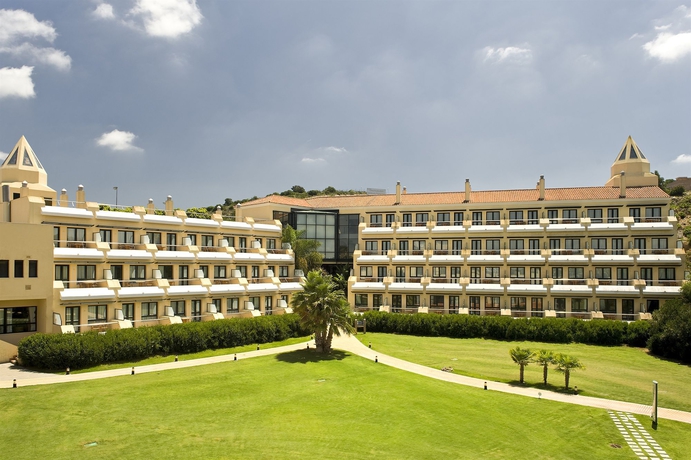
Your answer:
(533, 350), (555, 386)
(509, 346), (534, 384)
(554, 353), (585, 389)
(291, 270), (354, 353)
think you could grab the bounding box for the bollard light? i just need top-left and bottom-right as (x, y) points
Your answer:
(13, 379), (17, 388)
(234, 354), (237, 361)
(484, 382), (487, 390)
(256, 345), (260, 351)
(375, 356), (378, 363)
(368, 342), (372, 348)
(175, 355), (178, 362)
(131, 367), (135, 375)
(574, 386), (578, 395)
(307, 344), (310, 350)
(66, 367), (70, 375)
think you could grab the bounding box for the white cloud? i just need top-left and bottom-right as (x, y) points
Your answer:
(322, 146), (347, 153)
(672, 154), (691, 164)
(0, 42), (71, 71)
(301, 157), (326, 164)
(0, 9), (57, 45)
(92, 3), (115, 20)
(129, 0), (203, 38)
(0, 151), (7, 161)
(96, 129), (144, 152)
(0, 66), (35, 99)
(482, 46), (532, 64)
(643, 32), (691, 62)
(655, 24), (672, 31)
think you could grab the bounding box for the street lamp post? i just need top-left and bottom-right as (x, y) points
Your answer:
(113, 186), (118, 206)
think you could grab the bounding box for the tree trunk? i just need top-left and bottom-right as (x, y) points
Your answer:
(315, 330), (327, 353)
(519, 364), (524, 384)
(324, 326), (334, 353)
(564, 370), (570, 389)
(543, 364), (548, 385)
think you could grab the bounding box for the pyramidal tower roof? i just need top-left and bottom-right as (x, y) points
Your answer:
(605, 136), (658, 188)
(0, 136), (49, 186)
(615, 135), (647, 162)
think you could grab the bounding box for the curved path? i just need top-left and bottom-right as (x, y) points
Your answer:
(2, 334), (690, 425)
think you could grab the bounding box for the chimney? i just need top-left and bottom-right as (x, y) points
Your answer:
(59, 188), (68, 207)
(403, 186), (407, 195)
(146, 198), (155, 214)
(20, 181), (29, 198)
(464, 179), (471, 202)
(76, 185), (86, 208)
(619, 171), (626, 198)
(165, 195), (174, 215)
(538, 175), (545, 200)
(395, 181), (401, 204)
(235, 203), (243, 221)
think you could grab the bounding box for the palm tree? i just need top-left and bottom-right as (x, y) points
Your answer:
(509, 346), (534, 384)
(282, 225), (323, 273)
(554, 353), (585, 389)
(534, 350), (555, 386)
(291, 270), (354, 353)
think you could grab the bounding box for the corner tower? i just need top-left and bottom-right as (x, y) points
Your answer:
(605, 136), (659, 187)
(0, 136), (56, 206)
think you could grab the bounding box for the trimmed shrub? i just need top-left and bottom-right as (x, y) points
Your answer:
(18, 314), (308, 370)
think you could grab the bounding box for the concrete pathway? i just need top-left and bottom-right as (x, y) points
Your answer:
(2, 333), (690, 426)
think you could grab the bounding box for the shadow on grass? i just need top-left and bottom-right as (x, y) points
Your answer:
(274, 349), (349, 364)
(505, 380), (579, 395)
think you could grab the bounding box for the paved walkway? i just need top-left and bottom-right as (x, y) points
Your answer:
(2, 334), (690, 426)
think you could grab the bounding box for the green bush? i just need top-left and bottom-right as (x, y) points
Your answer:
(361, 312), (650, 347)
(669, 186), (686, 197)
(18, 315), (308, 370)
(647, 298), (691, 363)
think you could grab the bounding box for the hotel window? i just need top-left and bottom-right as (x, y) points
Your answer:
(587, 209), (602, 223)
(434, 240), (448, 254)
(485, 296), (500, 310)
(386, 214), (395, 227)
(53, 226), (60, 247)
(529, 239), (540, 255)
(28, 260), (38, 278)
(595, 268), (611, 283)
(510, 297), (527, 311)
(554, 298), (566, 317)
(214, 265), (226, 279)
(147, 231), (162, 245)
(659, 268), (675, 281)
(373, 294), (383, 309)
(87, 305), (107, 324)
(99, 229), (112, 243)
(377, 266), (387, 280)
(130, 265), (145, 280)
(109, 265), (122, 281)
(249, 297), (262, 311)
(565, 239), (580, 253)
(640, 267), (653, 281)
(237, 266), (246, 278)
(452, 240), (462, 255)
(652, 238), (667, 253)
(201, 235), (214, 247)
(402, 213), (412, 227)
(279, 266), (289, 277)
(55, 265), (69, 281)
(409, 266), (424, 279)
(172, 300), (186, 316)
(622, 299), (635, 321)
(360, 266), (373, 278)
(392, 295), (402, 311)
(485, 239), (500, 253)
(395, 266), (405, 282)
(509, 239), (524, 253)
(430, 295), (444, 309)
(370, 214), (382, 227)
(191, 300), (201, 321)
(547, 210), (558, 224)
(398, 240), (409, 255)
(510, 267), (525, 279)
(179, 265), (189, 285)
(616, 268), (629, 285)
(629, 208), (641, 223)
(267, 239), (276, 249)
(141, 302), (158, 320)
(406, 295), (420, 308)
(355, 294), (368, 308)
(562, 209), (577, 223)
(67, 227), (86, 242)
(415, 213), (429, 226)
(472, 212), (482, 225)
(607, 208), (619, 223)
(453, 212), (464, 225)
(365, 241), (378, 254)
(599, 299), (616, 314)
(65, 306), (80, 331)
(255, 238), (263, 248)
(251, 265), (260, 278)
(571, 298), (588, 312)
(213, 298), (223, 314)
(549, 239), (560, 250)
(591, 238), (607, 254)
(412, 240), (425, 254)
(486, 211), (500, 225)
(118, 303), (133, 321)
(634, 238), (646, 254)
(527, 210), (538, 224)
(485, 267), (500, 280)
(187, 234), (197, 245)
(471, 239), (481, 255)
(14, 260), (23, 278)
(531, 298), (543, 316)
(552, 267), (563, 284)
(450, 266), (461, 282)
(509, 211), (524, 224)
(470, 266), (482, 282)
(118, 230), (134, 245)
(77, 265), (96, 281)
(166, 233), (177, 251)
(437, 213), (450, 225)
(225, 236), (234, 248)
(159, 265), (173, 280)
(645, 207), (662, 222)
(382, 240), (391, 252)
(568, 267), (584, 280)
(469, 296), (481, 313)
(612, 238), (624, 255)
(227, 298), (239, 313)
(530, 267), (541, 284)
(432, 266), (446, 279)
(449, 296), (459, 313)
(238, 237), (247, 250)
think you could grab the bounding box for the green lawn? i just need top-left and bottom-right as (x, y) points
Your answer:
(66, 336), (311, 374)
(356, 333), (691, 412)
(1, 350), (689, 459)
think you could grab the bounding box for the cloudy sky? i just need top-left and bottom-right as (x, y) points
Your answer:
(0, 1), (690, 209)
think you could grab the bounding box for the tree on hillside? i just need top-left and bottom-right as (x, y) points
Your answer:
(647, 285), (691, 363)
(509, 346), (534, 384)
(533, 349), (555, 386)
(554, 354), (585, 389)
(282, 225), (323, 273)
(291, 270), (354, 353)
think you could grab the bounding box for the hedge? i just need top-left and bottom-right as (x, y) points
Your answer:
(18, 314), (309, 371)
(360, 311), (652, 347)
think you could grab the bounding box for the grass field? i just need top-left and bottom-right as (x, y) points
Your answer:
(356, 333), (691, 412)
(1, 349), (690, 459)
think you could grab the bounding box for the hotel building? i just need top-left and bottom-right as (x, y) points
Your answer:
(0, 136), (301, 362)
(240, 137), (686, 319)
